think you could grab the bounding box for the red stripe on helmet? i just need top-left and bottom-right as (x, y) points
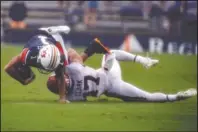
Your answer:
(55, 42), (68, 66)
(55, 42), (64, 55)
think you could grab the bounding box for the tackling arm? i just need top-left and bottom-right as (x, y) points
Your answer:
(55, 65), (68, 103)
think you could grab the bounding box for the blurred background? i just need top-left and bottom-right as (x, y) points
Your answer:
(1, 1), (197, 55)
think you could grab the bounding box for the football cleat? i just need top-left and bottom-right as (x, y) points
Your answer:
(39, 25), (71, 35)
(143, 57), (159, 69)
(91, 38), (110, 54)
(177, 88), (197, 100)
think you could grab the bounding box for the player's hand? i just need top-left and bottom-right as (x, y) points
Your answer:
(66, 100), (70, 103)
(58, 98), (70, 104)
(58, 98), (66, 104)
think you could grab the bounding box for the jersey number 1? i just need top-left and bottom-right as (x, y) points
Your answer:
(38, 36), (49, 45)
(84, 75), (100, 90)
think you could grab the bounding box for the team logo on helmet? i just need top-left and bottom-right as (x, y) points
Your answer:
(41, 50), (47, 58)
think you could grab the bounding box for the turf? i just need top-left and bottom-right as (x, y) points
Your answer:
(1, 45), (197, 131)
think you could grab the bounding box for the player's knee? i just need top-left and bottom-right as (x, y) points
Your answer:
(68, 48), (76, 56)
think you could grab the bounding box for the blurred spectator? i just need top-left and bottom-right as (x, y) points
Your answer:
(120, 1), (143, 20)
(149, 1), (167, 33)
(57, 0), (64, 8)
(103, 1), (114, 12)
(180, 1), (197, 40)
(166, 1), (183, 36)
(58, 1), (84, 28)
(119, 1), (143, 32)
(84, 1), (98, 27)
(69, 1), (84, 27)
(57, 1), (70, 25)
(9, 1), (27, 29)
(141, 1), (153, 20)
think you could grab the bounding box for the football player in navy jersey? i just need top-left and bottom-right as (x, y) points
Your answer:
(4, 26), (72, 103)
(4, 25), (110, 103)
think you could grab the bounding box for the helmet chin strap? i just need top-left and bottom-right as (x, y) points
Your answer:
(37, 68), (52, 74)
(37, 57), (55, 74)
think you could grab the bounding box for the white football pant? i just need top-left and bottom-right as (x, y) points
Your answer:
(100, 50), (178, 102)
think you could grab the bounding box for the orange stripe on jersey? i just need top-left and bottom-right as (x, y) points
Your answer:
(20, 48), (29, 64)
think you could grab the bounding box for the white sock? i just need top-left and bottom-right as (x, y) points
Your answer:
(166, 94), (178, 102)
(147, 93), (178, 102)
(111, 50), (147, 65)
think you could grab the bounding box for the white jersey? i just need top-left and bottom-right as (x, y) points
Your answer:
(66, 62), (108, 101)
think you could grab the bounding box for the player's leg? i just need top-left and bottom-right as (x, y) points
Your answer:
(95, 52), (123, 97)
(111, 50), (159, 69)
(101, 52), (122, 79)
(105, 79), (197, 102)
(83, 38), (110, 59)
(66, 38), (111, 63)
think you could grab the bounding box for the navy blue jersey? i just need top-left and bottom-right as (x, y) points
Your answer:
(21, 35), (61, 69)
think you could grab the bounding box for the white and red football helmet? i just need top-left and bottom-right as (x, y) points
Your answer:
(37, 45), (61, 72)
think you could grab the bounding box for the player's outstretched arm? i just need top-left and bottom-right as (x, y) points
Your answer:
(4, 54), (35, 85)
(55, 65), (68, 103)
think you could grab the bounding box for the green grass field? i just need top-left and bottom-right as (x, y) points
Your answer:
(1, 45), (197, 131)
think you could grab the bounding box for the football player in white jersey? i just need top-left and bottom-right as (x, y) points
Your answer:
(47, 39), (197, 103)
